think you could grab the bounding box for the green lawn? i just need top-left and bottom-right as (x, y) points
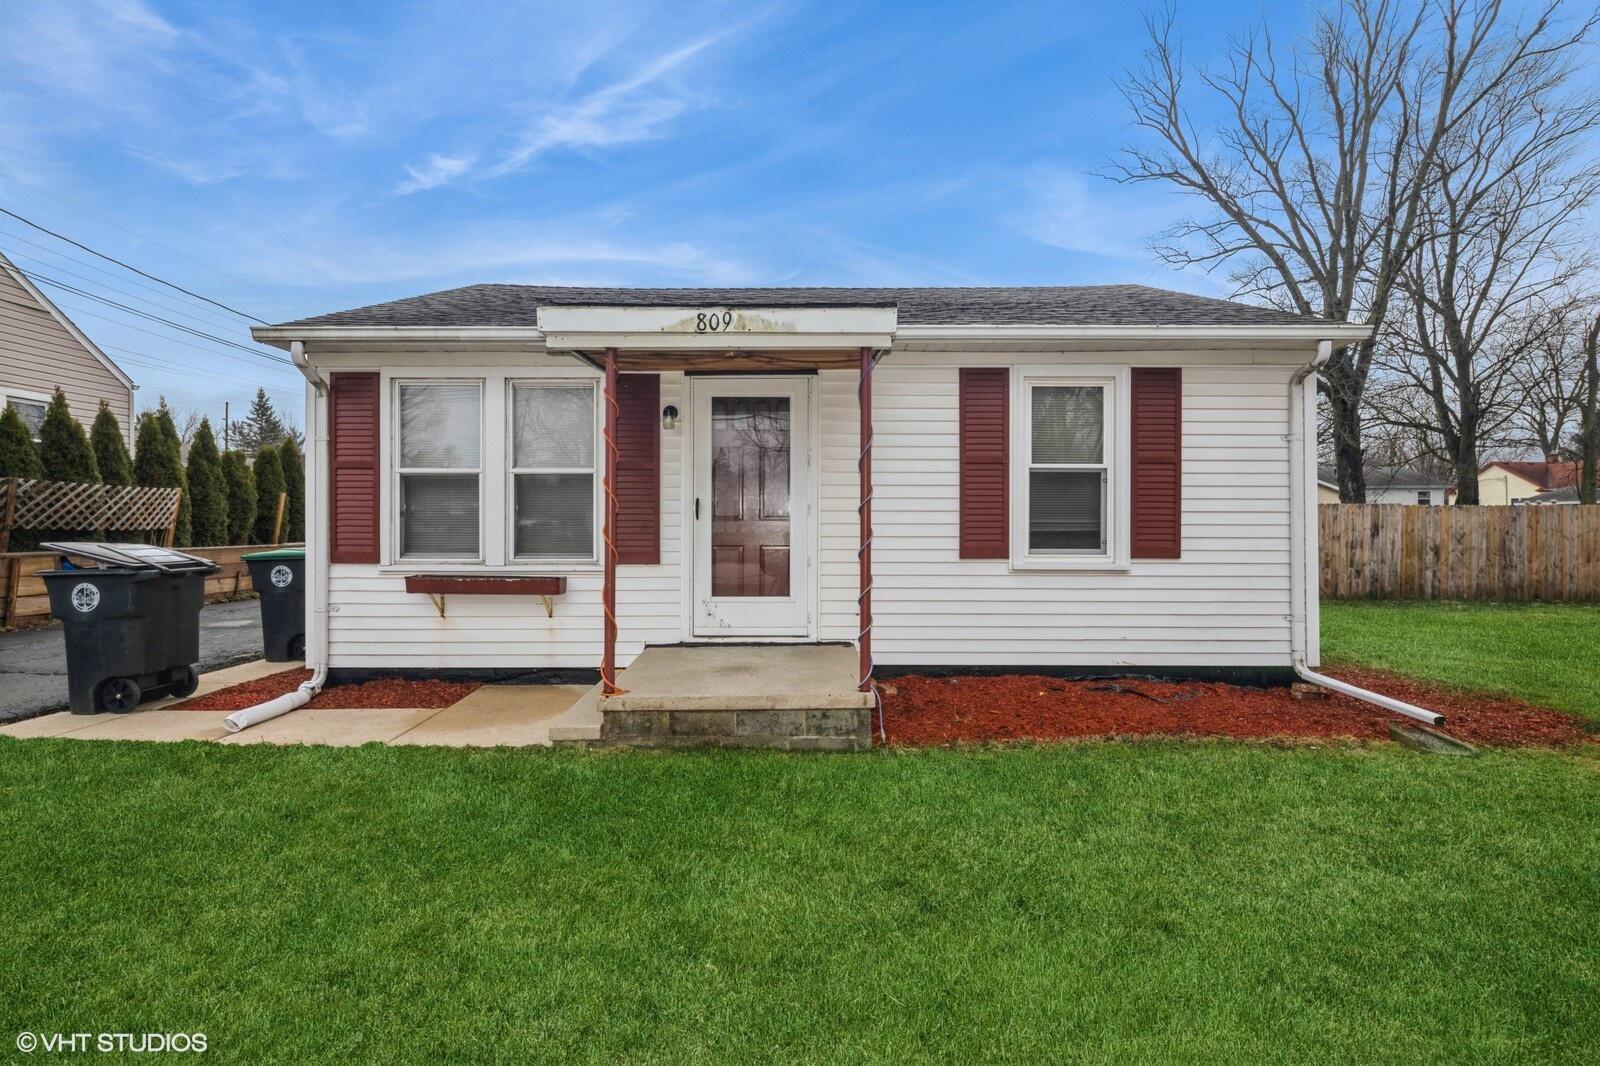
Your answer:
(1322, 601), (1600, 720)
(2, 739), (1597, 1061)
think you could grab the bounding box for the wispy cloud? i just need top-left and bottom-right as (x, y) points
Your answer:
(396, 153), (478, 194)
(394, 27), (738, 194)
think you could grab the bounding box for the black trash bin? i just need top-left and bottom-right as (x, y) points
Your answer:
(40, 542), (222, 714)
(243, 548), (306, 662)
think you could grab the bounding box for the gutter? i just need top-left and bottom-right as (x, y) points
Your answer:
(1285, 339), (1444, 727)
(224, 340), (330, 732)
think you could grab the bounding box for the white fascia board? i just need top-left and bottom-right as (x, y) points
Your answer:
(895, 323), (1374, 343)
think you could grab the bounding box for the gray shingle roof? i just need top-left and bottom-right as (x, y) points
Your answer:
(269, 284), (1327, 329)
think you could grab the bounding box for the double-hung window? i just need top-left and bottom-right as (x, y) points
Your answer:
(396, 381), (481, 559)
(510, 382), (597, 561)
(1025, 381), (1111, 557)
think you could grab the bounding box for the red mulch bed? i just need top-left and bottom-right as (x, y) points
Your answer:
(171, 669), (480, 710)
(881, 667), (1596, 748)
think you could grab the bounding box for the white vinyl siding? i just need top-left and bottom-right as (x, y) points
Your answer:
(316, 343), (1300, 671)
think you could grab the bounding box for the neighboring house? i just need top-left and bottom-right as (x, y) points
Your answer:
(0, 250), (135, 445)
(1519, 485), (1581, 505)
(1316, 464), (1452, 505)
(1459, 460), (1582, 505)
(1317, 474), (1340, 505)
(252, 284), (1368, 693)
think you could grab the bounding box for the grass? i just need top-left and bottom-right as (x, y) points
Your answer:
(2, 739), (1597, 1062)
(1322, 600), (1600, 720)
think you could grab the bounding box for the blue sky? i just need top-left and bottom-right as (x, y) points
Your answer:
(0, 0), (1322, 428)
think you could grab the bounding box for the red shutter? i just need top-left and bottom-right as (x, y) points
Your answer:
(1131, 367), (1182, 559)
(959, 367), (1009, 559)
(614, 373), (660, 564)
(328, 372), (380, 564)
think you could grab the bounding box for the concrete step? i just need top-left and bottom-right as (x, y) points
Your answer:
(546, 684), (603, 744)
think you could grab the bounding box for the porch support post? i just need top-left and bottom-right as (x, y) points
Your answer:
(858, 346), (875, 702)
(602, 346), (621, 695)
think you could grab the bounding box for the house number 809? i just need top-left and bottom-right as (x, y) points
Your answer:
(695, 310), (734, 332)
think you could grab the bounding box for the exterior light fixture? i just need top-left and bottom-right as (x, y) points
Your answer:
(662, 404), (679, 430)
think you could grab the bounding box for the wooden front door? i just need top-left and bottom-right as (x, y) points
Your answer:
(691, 378), (811, 636)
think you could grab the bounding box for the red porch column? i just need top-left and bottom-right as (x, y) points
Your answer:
(602, 346), (621, 695)
(858, 346), (874, 699)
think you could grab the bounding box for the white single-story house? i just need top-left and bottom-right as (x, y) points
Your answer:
(250, 285), (1381, 743)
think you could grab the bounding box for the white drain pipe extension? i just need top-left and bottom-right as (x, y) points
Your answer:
(1285, 338), (1444, 728)
(225, 340), (329, 732)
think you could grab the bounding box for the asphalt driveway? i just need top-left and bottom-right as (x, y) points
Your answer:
(0, 598), (264, 723)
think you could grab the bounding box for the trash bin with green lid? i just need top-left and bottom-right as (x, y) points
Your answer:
(243, 548), (305, 661)
(39, 542), (221, 714)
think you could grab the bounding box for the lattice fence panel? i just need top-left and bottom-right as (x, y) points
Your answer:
(2, 478), (181, 535)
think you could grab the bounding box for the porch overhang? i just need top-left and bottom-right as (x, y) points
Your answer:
(539, 304), (896, 370)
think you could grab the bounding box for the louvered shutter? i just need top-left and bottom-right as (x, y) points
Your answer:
(328, 372), (380, 564)
(614, 374), (660, 564)
(1130, 367), (1182, 559)
(959, 367), (1009, 559)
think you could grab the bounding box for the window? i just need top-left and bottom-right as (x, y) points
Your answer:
(396, 382), (481, 559)
(5, 396), (48, 443)
(1416, 491), (1432, 505)
(510, 383), (597, 560)
(1024, 381), (1111, 557)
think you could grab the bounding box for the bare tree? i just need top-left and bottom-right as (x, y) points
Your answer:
(1375, 7), (1599, 503)
(1110, 0), (1594, 501)
(1581, 309), (1600, 503)
(1502, 299), (1590, 460)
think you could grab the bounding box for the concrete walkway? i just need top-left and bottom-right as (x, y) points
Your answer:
(0, 659), (602, 748)
(0, 598), (266, 723)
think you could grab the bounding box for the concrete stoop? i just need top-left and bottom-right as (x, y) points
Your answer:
(575, 644), (875, 751)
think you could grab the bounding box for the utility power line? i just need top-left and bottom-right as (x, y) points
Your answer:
(0, 206), (271, 324)
(0, 164), (315, 315)
(22, 269), (292, 365)
(1, 234), (250, 333)
(50, 299), (301, 378)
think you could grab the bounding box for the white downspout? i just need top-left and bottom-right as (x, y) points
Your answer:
(1286, 339), (1444, 727)
(225, 340), (330, 732)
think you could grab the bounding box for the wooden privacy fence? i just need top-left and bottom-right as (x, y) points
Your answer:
(1320, 504), (1600, 602)
(0, 543), (303, 628)
(0, 477), (182, 551)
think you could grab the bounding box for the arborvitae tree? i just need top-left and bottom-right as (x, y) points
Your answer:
(134, 411), (186, 544)
(253, 445), (287, 544)
(0, 406), (45, 479)
(222, 451), (256, 545)
(38, 389), (100, 484)
(90, 402), (132, 486)
(185, 418), (228, 546)
(154, 401), (191, 546)
(230, 388), (291, 456)
(278, 437), (305, 542)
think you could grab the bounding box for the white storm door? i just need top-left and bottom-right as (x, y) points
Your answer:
(690, 377), (811, 637)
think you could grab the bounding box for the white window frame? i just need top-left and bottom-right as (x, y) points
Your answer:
(2, 388), (51, 444)
(1010, 367), (1130, 571)
(1416, 490), (1431, 505)
(505, 379), (601, 565)
(392, 378), (485, 563)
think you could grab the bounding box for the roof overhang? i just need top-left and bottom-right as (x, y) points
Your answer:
(537, 304), (897, 352)
(895, 323), (1375, 344)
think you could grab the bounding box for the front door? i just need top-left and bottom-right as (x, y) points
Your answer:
(691, 378), (811, 637)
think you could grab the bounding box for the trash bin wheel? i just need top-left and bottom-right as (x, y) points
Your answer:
(96, 677), (142, 714)
(170, 665), (200, 699)
(288, 634), (306, 661)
